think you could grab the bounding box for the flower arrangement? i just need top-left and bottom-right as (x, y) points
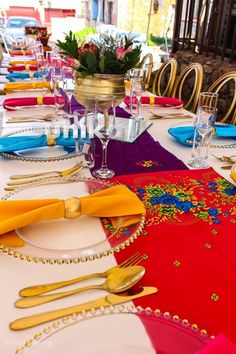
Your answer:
(25, 26), (38, 35)
(56, 31), (142, 77)
(37, 27), (50, 39)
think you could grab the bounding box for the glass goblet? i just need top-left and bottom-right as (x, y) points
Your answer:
(132, 77), (145, 120)
(92, 95), (116, 179)
(63, 77), (75, 119)
(53, 80), (66, 116)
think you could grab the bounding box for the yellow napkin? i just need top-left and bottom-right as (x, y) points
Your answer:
(230, 171), (236, 183)
(8, 60), (37, 66)
(0, 185), (145, 247)
(4, 81), (51, 93)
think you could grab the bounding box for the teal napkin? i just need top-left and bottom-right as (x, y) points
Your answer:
(168, 124), (236, 146)
(6, 72), (42, 82)
(0, 130), (90, 153)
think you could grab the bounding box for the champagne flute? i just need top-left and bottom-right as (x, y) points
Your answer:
(92, 95), (116, 179)
(53, 80), (66, 116)
(63, 77), (75, 119)
(132, 77), (145, 120)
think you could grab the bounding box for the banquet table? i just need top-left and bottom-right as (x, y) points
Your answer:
(0, 53), (236, 354)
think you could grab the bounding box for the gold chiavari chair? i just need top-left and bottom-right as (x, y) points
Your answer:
(152, 58), (177, 97)
(137, 53), (153, 89)
(171, 63), (203, 112)
(207, 71), (236, 124)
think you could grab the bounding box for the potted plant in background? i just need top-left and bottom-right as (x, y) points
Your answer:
(56, 31), (142, 108)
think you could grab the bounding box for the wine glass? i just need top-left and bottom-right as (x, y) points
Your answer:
(132, 77), (145, 120)
(188, 105), (217, 168)
(63, 77), (75, 119)
(53, 81), (66, 116)
(92, 95), (116, 179)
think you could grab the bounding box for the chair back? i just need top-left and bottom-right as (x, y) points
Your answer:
(138, 53), (153, 89)
(152, 58), (177, 97)
(171, 63), (203, 112)
(207, 71), (236, 124)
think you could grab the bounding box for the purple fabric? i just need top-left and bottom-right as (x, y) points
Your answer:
(71, 96), (187, 175)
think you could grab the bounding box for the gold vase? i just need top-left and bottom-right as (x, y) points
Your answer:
(74, 73), (125, 109)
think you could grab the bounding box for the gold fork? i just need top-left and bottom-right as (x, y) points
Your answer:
(4, 163), (83, 191)
(19, 252), (148, 297)
(9, 162), (83, 180)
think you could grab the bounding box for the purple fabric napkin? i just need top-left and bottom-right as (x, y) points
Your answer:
(71, 96), (187, 175)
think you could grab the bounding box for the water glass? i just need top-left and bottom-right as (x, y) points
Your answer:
(132, 77), (145, 120)
(188, 106), (217, 168)
(73, 109), (96, 168)
(198, 92), (218, 109)
(63, 77), (75, 119)
(128, 68), (146, 116)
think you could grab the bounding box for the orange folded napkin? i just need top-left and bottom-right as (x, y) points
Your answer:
(3, 81), (51, 93)
(230, 171), (236, 183)
(8, 65), (38, 72)
(0, 185), (145, 245)
(8, 60), (37, 66)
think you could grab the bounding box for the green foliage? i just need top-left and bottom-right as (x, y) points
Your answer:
(148, 33), (172, 46)
(74, 27), (96, 41)
(55, 31), (78, 59)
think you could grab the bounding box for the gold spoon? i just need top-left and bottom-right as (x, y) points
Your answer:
(15, 266), (145, 308)
(19, 252), (146, 297)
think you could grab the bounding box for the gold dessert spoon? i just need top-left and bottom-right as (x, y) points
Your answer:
(15, 266), (145, 308)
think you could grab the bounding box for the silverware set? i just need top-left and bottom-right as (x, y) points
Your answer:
(5, 162), (83, 191)
(10, 252), (155, 330)
(211, 154), (236, 169)
(149, 111), (194, 120)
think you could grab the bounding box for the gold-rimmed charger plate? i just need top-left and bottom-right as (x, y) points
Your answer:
(1, 126), (79, 162)
(170, 121), (236, 149)
(1, 176), (145, 264)
(15, 305), (211, 354)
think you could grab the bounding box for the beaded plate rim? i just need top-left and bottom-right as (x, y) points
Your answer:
(1, 126), (80, 162)
(0, 176), (145, 265)
(15, 304), (214, 354)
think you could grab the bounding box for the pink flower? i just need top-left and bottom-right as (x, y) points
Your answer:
(116, 47), (126, 60)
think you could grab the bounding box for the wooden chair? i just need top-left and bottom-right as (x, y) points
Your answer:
(152, 58), (177, 97)
(207, 71), (236, 124)
(138, 53), (153, 89)
(171, 63), (203, 112)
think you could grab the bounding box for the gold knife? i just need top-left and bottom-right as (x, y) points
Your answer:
(10, 286), (157, 331)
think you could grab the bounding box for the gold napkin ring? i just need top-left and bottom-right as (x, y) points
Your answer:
(29, 72), (34, 79)
(25, 64), (30, 71)
(64, 197), (81, 219)
(149, 96), (155, 105)
(46, 134), (56, 146)
(37, 96), (43, 105)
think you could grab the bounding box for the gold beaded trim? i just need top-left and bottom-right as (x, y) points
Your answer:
(1, 127), (80, 162)
(15, 304), (213, 353)
(0, 177), (145, 265)
(186, 138), (236, 149)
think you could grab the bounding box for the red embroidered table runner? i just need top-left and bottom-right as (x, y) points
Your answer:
(112, 168), (236, 343)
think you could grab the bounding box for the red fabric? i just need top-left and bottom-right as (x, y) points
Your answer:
(3, 97), (65, 110)
(198, 334), (236, 353)
(8, 65), (38, 72)
(124, 95), (183, 107)
(10, 50), (33, 56)
(111, 168), (236, 344)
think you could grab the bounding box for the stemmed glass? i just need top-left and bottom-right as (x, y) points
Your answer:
(128, 68), (146, 118)
(92, 95), (116, 179)
(132, 77), (145, 120)
(63, 77), (75, 119)
(53, 81), (66, 116)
